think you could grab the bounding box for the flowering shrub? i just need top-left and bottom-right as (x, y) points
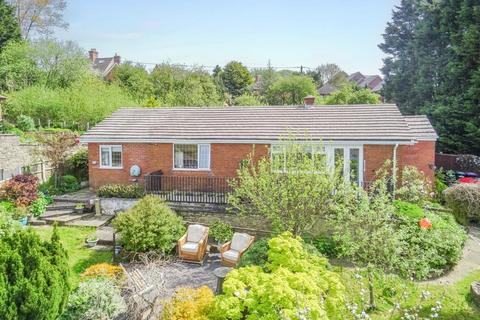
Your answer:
(444, 183), (480, 224)
(396, 166), (430, 205)
(210, 232), (346, 319)
(0, 174), (38, 206)
(81, 263), (125, 282)
(97, 183), (145, 198)
(61, 278), (126, 320)
(113, 195), (185, 253)
(161, 286), (215, 320)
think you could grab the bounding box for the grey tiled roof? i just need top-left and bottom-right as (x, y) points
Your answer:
(404, 115), (438, 140)
(81, 104), (432, 144)
(317, 84), (337, 95)
(92, 57), (115, 77)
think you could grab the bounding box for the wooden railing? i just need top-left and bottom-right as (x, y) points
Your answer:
(144, 175), (235, 204)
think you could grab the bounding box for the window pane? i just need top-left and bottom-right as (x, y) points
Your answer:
(174, 145), (198, 169)
(313, 152), (327, 171)
(198, 144), (210, 169)
(334, 148), (344, 176)
(350, 148), (360, 184)
(101, 147), (110, 166)
(111, 147), (122, 167)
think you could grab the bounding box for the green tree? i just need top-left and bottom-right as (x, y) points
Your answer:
(0, 40), (40, 91)
(232, 93), (264, 106)
(8, 0), (68, 39)
(0, 0), (20, 52)
(219, 61), (253, 97)
(267, 75), (317, 105)
(307, 63), (343, 87)
(31, 39), (90, 88)
(113, 62), (152, 102)
(324, 83), (381, 105)
(250, 60), (280, 96)
(228, 140), (342, 235)
(0, 225), (70, 319)
(379, 0), (480, 154)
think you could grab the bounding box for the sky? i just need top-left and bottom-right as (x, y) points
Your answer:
(56, 0), (400, 75)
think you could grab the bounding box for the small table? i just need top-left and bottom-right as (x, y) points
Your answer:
(213, 266), (232, 294)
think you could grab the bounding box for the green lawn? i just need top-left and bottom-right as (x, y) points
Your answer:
(32, 226), (112, 287)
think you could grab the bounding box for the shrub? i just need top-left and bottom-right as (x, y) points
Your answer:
(81, 263), (125, 283)
(211, 233), (346, 319)
(209, 220), (234, 243)
(393, 200), (425, 220)
(61, 278), (126, 320)
(161, 286), (215, 320)
(0, 226), (70, 319)
(97, 184), (145, 198)
(0, 174), (38, 206)
(305, 233), (339, 258)
(396, 210), (467, 280)
(16, 114), (35, 132)
(444, 183), (480, 224)
(29, 192), (52, 217)
(237, 238), (269, 268)
(40, 175), (81, 195)
(65, 148), (88, 181)
(113, 195), (185, 253)
(396, 165), (430, 205)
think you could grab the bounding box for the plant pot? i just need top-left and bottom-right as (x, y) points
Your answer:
(86, 239), (98, 247)
(18, 216), (28, 226)
(74, 208), (84, 214)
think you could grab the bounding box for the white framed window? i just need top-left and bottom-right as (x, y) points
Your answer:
(99, 145), (123, 168)
(270, 144), (364, 185)
(173, 144), (210, 170)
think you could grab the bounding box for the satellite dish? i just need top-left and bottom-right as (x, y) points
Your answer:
(130, 165), (141, 177)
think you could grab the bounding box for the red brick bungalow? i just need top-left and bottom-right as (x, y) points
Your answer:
(80, 98), (437, 190)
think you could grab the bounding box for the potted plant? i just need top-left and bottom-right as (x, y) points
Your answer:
(210, 220), (234, 248)
(74, 203), (85, 214)
(86, 235), (99, 247)
(12, 206), (29, 226)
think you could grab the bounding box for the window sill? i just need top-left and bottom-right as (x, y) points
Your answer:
(99, 166), (123, 170)
(172, 168), (211, 172)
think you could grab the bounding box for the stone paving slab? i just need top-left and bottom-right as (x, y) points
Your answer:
(41, 209), (75, 218)
(53, 188), (97, 202)
(67, 215), (113, 228)
(42, 213), (94, 224)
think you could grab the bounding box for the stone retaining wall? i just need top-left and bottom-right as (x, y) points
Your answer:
(99, 197), (271, 238)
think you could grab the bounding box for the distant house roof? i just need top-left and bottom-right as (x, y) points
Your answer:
(404, 115), (438, 141)
(92, 57), (116, 77)
(317, 84), (338, 96)
(349, 72), (384, 92)
(81, 104), (436, 144)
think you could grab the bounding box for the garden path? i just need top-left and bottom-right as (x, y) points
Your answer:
(424, 226), (480, 285)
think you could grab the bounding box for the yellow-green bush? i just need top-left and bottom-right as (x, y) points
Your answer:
(161, 286), (214, 320)
(211, 232), (346, 320)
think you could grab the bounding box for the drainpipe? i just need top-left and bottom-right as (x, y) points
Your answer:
(392, 144), (399, 197)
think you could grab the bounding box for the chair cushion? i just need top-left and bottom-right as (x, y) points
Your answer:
(182, 241), (199, 253)
(222, 249), (240, 262)
(230, 233), (252, 252)
(187, 224), (206, 243)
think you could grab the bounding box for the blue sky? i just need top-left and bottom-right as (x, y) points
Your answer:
(57, 0), (399, 74)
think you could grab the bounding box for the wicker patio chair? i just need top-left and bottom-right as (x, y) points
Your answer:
(220, 232), (255, 267)
(177, 224), (209, 263)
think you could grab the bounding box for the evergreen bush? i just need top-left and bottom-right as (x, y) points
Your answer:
(97, 184), (144, 198)
(0, 226), (70, 319)
(113, 195), (185, 253)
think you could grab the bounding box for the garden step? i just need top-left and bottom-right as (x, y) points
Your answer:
(28, 217), (47, 226)
(41, 209), (75, 218)
(46, 202), (77, 211)
(66, 215), (114, 228)
(42, 213), (95, 225)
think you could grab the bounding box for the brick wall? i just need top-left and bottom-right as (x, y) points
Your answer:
(364, 141), (436, 184)
(89, 141), (435, 189)
(88, 143), (269, 189)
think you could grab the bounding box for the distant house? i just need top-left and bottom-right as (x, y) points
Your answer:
(81, 97), (437, 191)
(88, 48), (121, 81)
(317, 72), (384, 96)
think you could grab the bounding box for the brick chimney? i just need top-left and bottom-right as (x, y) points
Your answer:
(88, 48), (98, 62)
(303, 95), (315, 108)
(113, 53), (121, 64)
